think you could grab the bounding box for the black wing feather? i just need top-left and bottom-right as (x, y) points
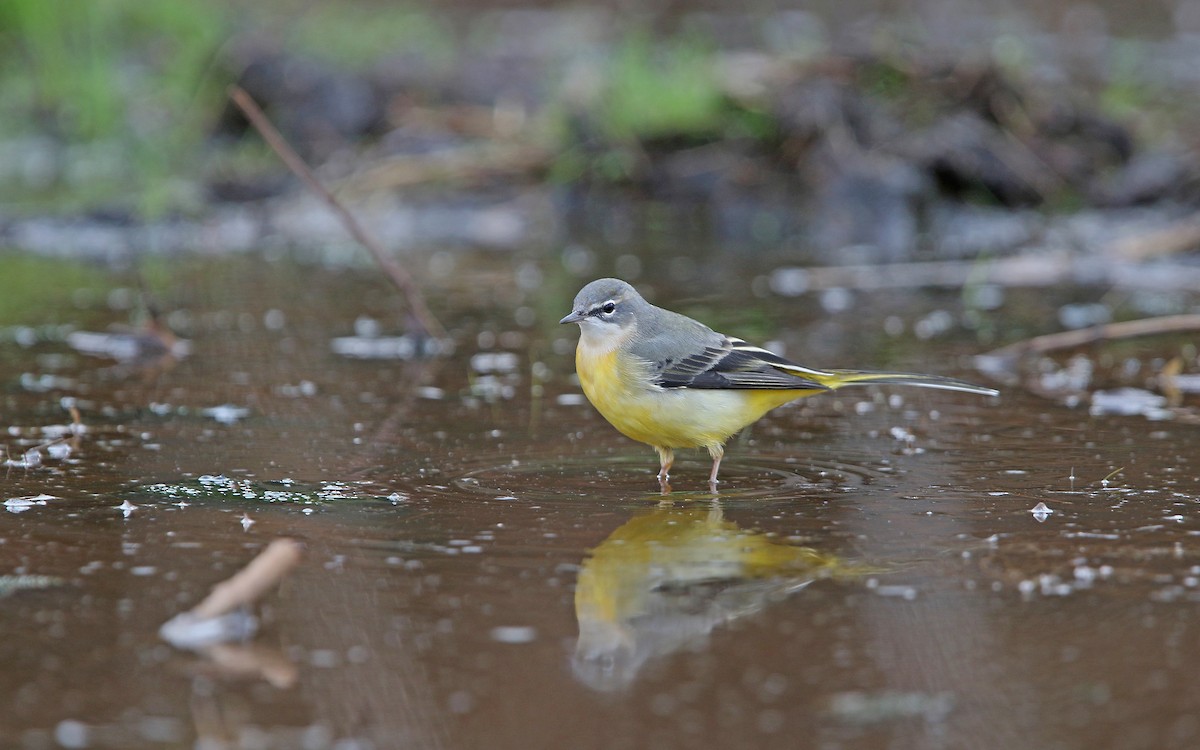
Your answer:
(655, 338), (830, 391)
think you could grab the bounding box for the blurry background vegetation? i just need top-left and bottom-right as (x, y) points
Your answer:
(0, 0), (451, 215)
(2, 0), (747, 216)
(2, 0), (1194, 220)
(0, 0), (229, 215)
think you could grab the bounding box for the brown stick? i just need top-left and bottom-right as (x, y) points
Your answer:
(189, 538), (304, 621)
(981, 314), (1200, 360)
(228, 85), (448, 341)
(1106, 218), (1200, 261)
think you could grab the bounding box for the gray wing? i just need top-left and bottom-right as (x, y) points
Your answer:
(631, 315), (830, 391)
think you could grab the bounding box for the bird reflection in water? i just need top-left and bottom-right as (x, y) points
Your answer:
(573, 500), (864, 691)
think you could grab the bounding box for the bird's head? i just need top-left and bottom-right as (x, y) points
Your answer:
(560, 278), (645, 346)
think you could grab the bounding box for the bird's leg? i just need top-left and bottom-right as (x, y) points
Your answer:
(707, 444), (725, 490)
(655, 447), (674, 480)
(657, 444), (676, 492)
(706, 497), (723, 524)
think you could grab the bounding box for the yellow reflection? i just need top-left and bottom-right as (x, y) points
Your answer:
(573, 500), (863, 691)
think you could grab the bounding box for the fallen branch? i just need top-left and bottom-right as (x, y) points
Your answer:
(190, 537), (304, 620)
(979, 314), (1200, 362)
(160, 538), (304, 649)
(1106, 218), (1200, 261)
(229, 85), (448, 341)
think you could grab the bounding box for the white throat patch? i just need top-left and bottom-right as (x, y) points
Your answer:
(577, 318), (632, 354)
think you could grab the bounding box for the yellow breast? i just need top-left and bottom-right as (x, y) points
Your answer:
(575, 345), (807, 450)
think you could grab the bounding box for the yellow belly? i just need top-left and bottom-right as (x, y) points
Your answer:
(576, 347), (817, 450)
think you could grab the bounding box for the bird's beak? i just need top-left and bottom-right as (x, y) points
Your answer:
(559, 310), (585, 324)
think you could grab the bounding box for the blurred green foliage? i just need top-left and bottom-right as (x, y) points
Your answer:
(288, 4), (454, 71)
(1099, 39), (1167, 135)
(0, 1), (771, 208)
(0, 0), (228, 216)
(2, 1), (1158, 215)
(0, 255), (111, 325)
(548, 30), (756, 183)
(601, 32), (725, 142)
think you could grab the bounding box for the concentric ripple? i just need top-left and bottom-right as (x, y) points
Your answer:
(415, 448), (898, 505)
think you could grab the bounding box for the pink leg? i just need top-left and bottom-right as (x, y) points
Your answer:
(655, 446), (674, 483)
(707, 444), (725, 489)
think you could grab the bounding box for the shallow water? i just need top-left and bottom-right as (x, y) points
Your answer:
(3, 248), (1200, 750)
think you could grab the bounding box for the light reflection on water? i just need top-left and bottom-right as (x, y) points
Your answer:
(1, 251), (1199, 749)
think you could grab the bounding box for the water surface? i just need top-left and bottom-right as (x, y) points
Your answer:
(3, 249), (1198, 749)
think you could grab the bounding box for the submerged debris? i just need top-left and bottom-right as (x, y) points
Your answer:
(142, 475), (392, 505)
(1089, 388), (1172, 419)
(887, 425), (923, 455)
(331, 332), (448, 360)
(4, 494), (54, 513)
(202, 404), (252, 424)
(490, 625), (538, 644)
(1030, 501), (1054, 522)
(0, 575), (65, 598)
(67, 329), (191, 362)
(4, 402), (87, 470)
(828, 690), (954, 725)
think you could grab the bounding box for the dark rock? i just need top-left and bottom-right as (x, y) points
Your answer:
(954, 64), (1031, 127)
(1031, 102), (1133, 192)
(895, 111), (1055, 207)
(206, 175), (291, 204)
(218, 53), (386, 159)
(1090, 150), (1200, 207)
(1037, 102), (1133, 162)
(780, 76), (902, 153)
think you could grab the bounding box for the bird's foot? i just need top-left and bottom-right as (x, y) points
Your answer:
(657, 473), (672, 495)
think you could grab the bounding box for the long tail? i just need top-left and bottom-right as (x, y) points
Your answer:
(724, 340), (999, 396)
(788, 366), (998, 396)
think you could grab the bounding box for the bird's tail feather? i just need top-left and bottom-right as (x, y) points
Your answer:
(808, 369), (998, 397)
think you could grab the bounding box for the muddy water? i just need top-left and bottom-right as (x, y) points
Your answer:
(2, 248), (1199, 750)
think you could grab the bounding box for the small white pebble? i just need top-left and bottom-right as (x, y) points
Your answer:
(55, 720), (90, 749)
(490, 625), (538, 644)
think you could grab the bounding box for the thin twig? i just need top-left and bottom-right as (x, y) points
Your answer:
(1105, 218), (1200, 261)
(981, 314), (1200, 360)
(229, 85), (448, 341)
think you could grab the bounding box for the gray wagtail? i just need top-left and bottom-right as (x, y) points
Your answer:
(560, 278), (997, 487)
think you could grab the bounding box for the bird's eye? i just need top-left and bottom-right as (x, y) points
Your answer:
(601, 302), (617, 315)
